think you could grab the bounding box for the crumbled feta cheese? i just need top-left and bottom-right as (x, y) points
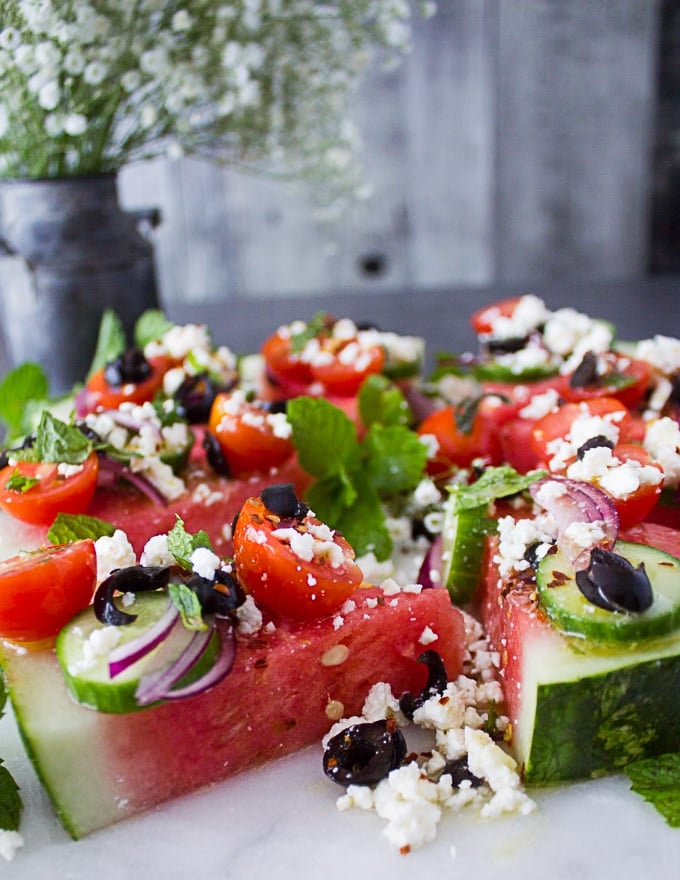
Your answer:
(235, 595), (263, 635)
(0, 830), (24, 861)
(57, 461), (84, 479)
(190, 546), (221, 579)
(95, 529), (136, 582)
(140, 533), (174, 568)
(68, 624), (123, 675)
(644, 417), (680, 488)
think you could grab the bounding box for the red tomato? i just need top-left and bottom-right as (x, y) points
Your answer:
(498, 418), (543, 474)
(556, 354), (652, 411)
(470, 296), (523, 335)
(84, 355), (173, 411)
(600, 443), (664, 529)
(0, 452), (99, 525)
(232, 495), (363, 620)
(0, 540), (97, 643)
(417, 403), (502, 477)
(208, 393), (294, 476)
(531, 398), (639, 468)
(261, 322), (385, 397)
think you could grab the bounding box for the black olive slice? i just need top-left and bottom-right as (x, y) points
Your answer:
(484, 335), (530, 354)
(575, 546), (654, 614)
(183, 570), (246, 615)
(104, 348), (152, 387)
(441, 756), (484, 788)
(202, 431), (232, 477)
(260, 483), (309, 520)
(323, 718), (407, 787)
(576, 434), (615, 459)
(94, 565), (172, 625)
(569, 350), (599, 388)
(399, 650), (449, 719)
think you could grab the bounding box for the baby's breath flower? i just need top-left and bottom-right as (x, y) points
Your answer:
(0, 0), (429, 199)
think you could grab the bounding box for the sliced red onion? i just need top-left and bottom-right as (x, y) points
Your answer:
(97, 453), (169, 506)
(416, 535), (442, 589)
(134, 618), (236, 706)
(108, 599), (180, 678)
(108, 409), (163, 441)
(401, 384), (439, 425)
(530, 475), (619, 568)
(75, 386), (97, 418)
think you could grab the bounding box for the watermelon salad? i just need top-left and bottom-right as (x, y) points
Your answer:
(0, 296), (678, 859)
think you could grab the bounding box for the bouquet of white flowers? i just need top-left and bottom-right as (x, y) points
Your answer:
(0, 1), (434, 196)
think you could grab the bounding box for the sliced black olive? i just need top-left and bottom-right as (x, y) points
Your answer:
(94, 565), (172, 625)
(0, 433), (35, 469)
(260, 483), (309, 520)
(569, 350), (599, 388)
(183, 570), (246, 615)
(441, 756), (484, 788)
(399, 650), (449, 720)
(261, 399), (288, 415)
(74, 420), (103, 444)
(323, 718), (407, 787)
(104, 348), (152, 387)
(575, 546), (653, 614)
(175, 372), (236, 424)
(576, 434), (615, 459)
(670, 372), (680, 405)
(523, 540), (543, 571)
(203, 431), (232, 477)
(484, 335), (529, 354)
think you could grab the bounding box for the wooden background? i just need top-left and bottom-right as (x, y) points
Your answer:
(118, 0), (667, 309)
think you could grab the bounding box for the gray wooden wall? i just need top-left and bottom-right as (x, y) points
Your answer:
(119, 0), (662, 308)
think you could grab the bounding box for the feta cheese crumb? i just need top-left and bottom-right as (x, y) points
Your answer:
(95, 529), (136, 582)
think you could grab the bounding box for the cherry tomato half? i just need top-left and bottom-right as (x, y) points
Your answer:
(470, 296), (523, 336)
(208, 393), (294, 477)
(530, 398), (641, 469)
(84, 354), (174, 411)
(0, 540), (97, 643)
(601, 443), (664, 529)
(0, 451), (99, 526)
(556, 354), (653, 411)
(232, 495), (363, 620)
(417, 402), (502, 477)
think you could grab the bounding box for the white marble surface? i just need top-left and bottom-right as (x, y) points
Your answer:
(0, 700), (678, 880)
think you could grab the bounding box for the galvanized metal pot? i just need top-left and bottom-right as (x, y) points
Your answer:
(0, 173), (160, 393)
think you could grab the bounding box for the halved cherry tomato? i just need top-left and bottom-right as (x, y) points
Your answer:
(0, 451), (99, 525)
(556, 354), (652, 411)
(0, 540), (97, 643)
(417, 402), (502, 477)
(470, 296), (523, 336)
(531, 398), (641, 468)
(599, 443), (664, 529)
(261, 322), (385, 397)
(232, 495), (363, 620)
(84, 354), (174, 411)
(208, 393), (294, 476)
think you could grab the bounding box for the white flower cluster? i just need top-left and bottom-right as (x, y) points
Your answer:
(0, 1), (435, 198)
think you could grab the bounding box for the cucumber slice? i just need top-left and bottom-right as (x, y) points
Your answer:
(536, 540), (680, 644)
(439, 492), (491, 604)
(471, 361), (559, 383)
(56, 593), (219, 713)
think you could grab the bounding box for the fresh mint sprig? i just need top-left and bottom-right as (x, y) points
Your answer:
(0, 362), (50, 441)
(12, 412), (92, 467)
(0, 681), (22, 834)
(286, 381), (428, 560)
(625, 752), (680, 828)
(166, 516), (213, 571)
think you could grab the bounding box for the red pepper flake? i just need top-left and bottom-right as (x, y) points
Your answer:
(399, 845), (411, 856)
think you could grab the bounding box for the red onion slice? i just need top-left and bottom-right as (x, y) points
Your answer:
(97, 453), (169, 506)
(530, 475), (619, 568)
(134, 618), (236, 706)
(108, 600), (180, 679)
(416, 536), (442, 589)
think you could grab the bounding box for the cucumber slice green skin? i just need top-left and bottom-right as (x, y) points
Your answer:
(440, 500), (492, 604)
(56, 592), (219, 714)
(536, 541), (680, 644)
(471, 362), (558, 383)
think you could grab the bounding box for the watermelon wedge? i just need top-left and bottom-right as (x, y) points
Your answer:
(479, 523), (680, 784)
(1, 584), (464, 839)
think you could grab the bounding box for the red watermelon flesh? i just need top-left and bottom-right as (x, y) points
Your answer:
(1, 584), (464, 838)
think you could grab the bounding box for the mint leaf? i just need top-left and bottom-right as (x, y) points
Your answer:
(28, 412), (92, 465)
(87, 309), (127, 379)
(0, 362), (49, 439)
(167, 516), (212, 570)
(289, 312), (329, 353)
(48, 513), (116, 544)
(625, 753), (680, 828)
(134, 309), (175, 348)
(4, 471), (39, 493)
(358, 374), (411, 429)
(331, 476), (392, 559)
(362, 424), (428, 493)
(0, 761), (21, 832)
(168, 582), (207, 631)
(305, 472), (358, 525)
(452, 465), (547, 512)
(287, 396), (358, 478)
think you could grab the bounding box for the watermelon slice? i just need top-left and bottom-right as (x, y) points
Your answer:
(479, 523), (680, 784)
(1, 584), (464, 839)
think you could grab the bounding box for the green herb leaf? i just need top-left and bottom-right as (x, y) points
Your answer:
(167, 516), (212, 570)
(0, 761), (22, 832)
(134, 310), (175, 349)
(0, 362), (49, 439)
(48, 513), (116, 544)
(289, 312), (329, 354)
(168, 582), (207, 632)
(287, 396), (358, 478)
(625, 753), (680, 828)
(330, 475), (392, 560)
(87, 309), (127, 380)
(4, 470), (39, 493)
(26, 412), (92, 465)
(358, 374), (411, 429)
(305, 472), (358, 526)
(452, 465), (547, 513)
(362, 424), (428, 494)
